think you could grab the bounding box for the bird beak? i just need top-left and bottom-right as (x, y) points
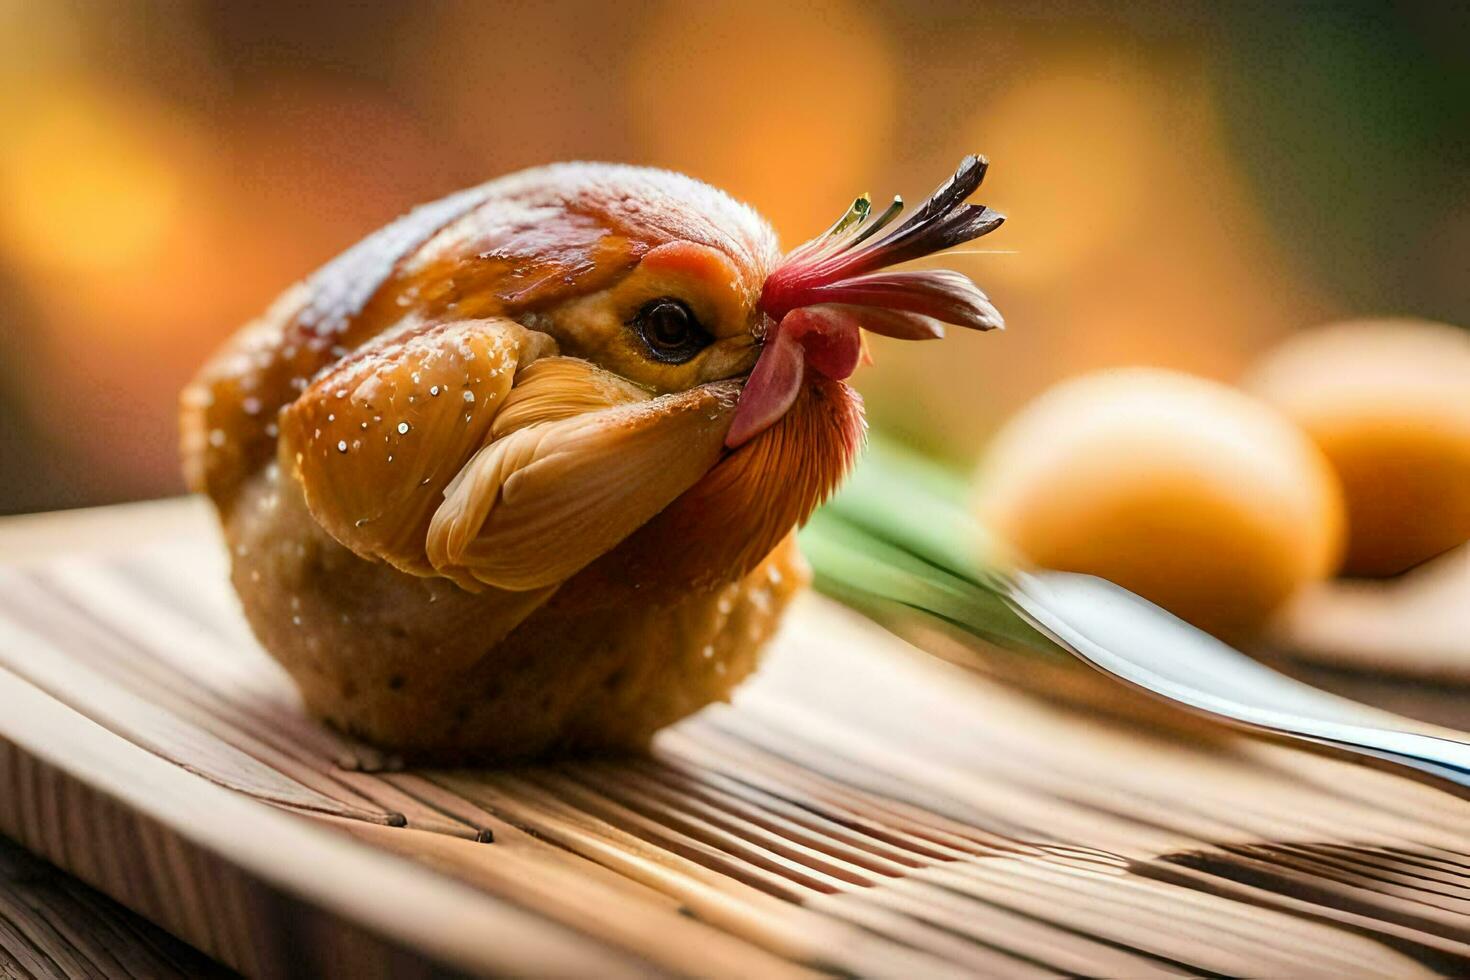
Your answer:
(725, 155), (1006, 449)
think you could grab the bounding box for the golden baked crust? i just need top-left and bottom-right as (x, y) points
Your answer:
(185, 156), (1002, 761)
(226, 454), (808, 760)
(184, 163), (859, 762)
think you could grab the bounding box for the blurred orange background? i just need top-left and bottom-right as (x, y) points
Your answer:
(0, 0), (1465, 513)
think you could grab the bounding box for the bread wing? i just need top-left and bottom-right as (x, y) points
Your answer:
(279, 318), (553, 575)
(428, 380), (739, 591)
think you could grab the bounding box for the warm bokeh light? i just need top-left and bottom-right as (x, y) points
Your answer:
(0, 78), (220, 495)
(625, 0), (897, 243)
(0, 2), (1461, 513)
(388, 3), (635, 174)
(970, 59), (1158, 286)
(855, 46), (1340, 460)
(0, 87), (182, 276)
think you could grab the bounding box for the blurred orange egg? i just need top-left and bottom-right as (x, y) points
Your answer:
(974, 368), (1345, 637)
(1246, 318), (1470, 577)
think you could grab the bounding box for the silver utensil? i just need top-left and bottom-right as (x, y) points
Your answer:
(1004, 570), (1470, 800)
(806, 441), (1470, 800)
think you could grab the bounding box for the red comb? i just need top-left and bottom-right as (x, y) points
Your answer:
(758, 155), (1005, 338)
(727, 157), (1005, 448)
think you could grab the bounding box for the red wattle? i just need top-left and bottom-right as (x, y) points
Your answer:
(725, 323), (804, 448)
(725, 307), (863, 448)
(781, 306), (864, 381)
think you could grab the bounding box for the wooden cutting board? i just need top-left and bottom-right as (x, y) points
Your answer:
(1, 499), (1468, 978)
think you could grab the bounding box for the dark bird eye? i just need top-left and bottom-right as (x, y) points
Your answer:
(629, 298), (712, 364)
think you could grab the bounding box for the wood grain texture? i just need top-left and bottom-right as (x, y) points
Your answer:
(0, 835), (232, 980)
(0, 499), (1468, 977)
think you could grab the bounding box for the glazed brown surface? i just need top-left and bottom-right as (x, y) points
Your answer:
(182, 164), (859, 760)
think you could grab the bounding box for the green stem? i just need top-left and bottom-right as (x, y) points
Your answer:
(799, 436), (1061, 658)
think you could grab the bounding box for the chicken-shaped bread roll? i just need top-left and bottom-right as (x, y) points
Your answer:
(183, 158), (1004, 761)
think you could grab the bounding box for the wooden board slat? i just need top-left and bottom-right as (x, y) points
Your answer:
(0, 835), (233, 979)
(1, 499), (1468, 977)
